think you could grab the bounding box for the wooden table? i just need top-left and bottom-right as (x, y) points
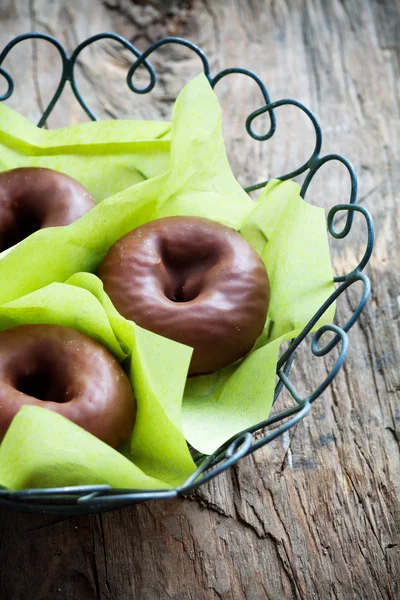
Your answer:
(0, 1), (399, 598)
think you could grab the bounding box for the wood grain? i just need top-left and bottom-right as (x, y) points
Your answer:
(0, 1), (399, 598)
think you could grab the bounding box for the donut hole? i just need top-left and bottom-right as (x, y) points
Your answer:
(1, 208), (42, 251)
(164, 267), (208, 304)
(17, 369), (53, 400)
(161, 239), (217, 303)
(14, 361), (67, 403)
(172, 287), (186, 303)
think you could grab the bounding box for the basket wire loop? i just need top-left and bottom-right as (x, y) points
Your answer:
(0, 32), (374, 514)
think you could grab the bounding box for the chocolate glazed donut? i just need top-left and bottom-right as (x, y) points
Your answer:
(98, 216), (270, 375)
(0, 325), (136, 448)
(0, 167), (95, 252)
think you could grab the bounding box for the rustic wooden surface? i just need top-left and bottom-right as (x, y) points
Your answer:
(0, 1), (399, 598)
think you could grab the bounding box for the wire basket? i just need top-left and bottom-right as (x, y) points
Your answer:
(0, 33), (374, 515)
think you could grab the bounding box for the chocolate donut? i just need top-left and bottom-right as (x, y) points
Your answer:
(0, 324), (135, 448)
(0, 167), (95, 252)
(98, 216), (270, 374)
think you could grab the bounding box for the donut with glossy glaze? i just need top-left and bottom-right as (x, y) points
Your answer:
(0, 324), (136, 448)
(98, 216), (270, 375)
(0, 167), (95, 252)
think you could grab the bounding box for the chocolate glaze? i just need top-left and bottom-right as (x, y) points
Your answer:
(0, 324), (136, 448)
(0, 167), (95, 252)
(98, 216), (270, 374)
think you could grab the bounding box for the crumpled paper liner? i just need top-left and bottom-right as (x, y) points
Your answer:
(0, 407), (168, 490)
(0, 74), (335, 488)
(0, 105), (171, 201)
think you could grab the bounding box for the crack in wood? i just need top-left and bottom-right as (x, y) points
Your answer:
(278, 423), (299, 475)
(26, 516), (72, 533)
(91, 515), (103, 600)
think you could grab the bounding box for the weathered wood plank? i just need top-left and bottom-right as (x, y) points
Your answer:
(0, 1), (398, 599)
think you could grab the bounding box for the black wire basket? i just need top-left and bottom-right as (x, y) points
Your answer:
(0, 33), (374, 515)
